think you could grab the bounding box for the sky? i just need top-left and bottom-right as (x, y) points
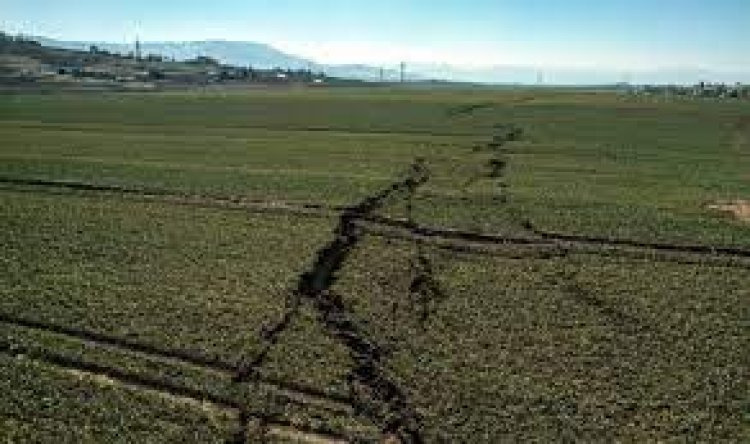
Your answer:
(2, 0), (749, 72)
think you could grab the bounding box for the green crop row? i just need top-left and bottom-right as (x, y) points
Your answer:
(331, 234), (750, 442)
(4, 90), (749, 247)
(0, 189), (335, 364)
(0, 118), (467, 205)
(376, 92), (750, 248)
(0, 353), (235, 444)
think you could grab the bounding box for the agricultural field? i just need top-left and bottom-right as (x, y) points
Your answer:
(1, 88), (749, 442)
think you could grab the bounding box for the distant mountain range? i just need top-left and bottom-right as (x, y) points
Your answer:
(35, 36), (750, 85)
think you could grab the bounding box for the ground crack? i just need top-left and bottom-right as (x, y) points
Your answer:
(234, 159), (430, 443)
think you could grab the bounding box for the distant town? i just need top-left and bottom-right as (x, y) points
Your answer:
(630, 82), (750, 99)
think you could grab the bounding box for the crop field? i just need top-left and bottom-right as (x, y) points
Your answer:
(1, 88), (749, 442)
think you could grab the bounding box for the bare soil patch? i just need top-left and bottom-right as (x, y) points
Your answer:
(708, 200), (750, 223)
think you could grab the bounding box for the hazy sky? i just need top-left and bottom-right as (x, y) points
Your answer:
(3, 0), (749, 70)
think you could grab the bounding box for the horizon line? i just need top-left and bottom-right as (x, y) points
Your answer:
(8, 30), (750, 79)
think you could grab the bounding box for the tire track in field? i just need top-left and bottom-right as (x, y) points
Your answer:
(0, 340), (350, 444)
(236, 159), (430, 443)
(0, 176), (343, 217)
(358, 215), (750, 268)
(0, 312), (353, 415)
(2, 119), (488, 138)
(356, 209), (750, 264)
(445, 102), (495, 117)
(548, 270), (743, 426)
(0, 337), (240, 409)
(0, 312), (234, 372)
(522, 219), (750, 258)
(9, 174), (748, 262)
(556, 271), (647, 335)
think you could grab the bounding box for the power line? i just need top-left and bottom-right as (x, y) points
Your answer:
(623, 72), (633, 85)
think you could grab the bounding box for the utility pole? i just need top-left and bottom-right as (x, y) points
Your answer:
(135, 35), (142, 61)
(379, 67), (384, 83)
(400, 62), (406, 83)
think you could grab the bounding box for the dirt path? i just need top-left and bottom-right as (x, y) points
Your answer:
(708, 200), (750, 223)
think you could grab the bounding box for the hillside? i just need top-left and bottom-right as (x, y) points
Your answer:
(36, 38), (314, 71)
(37, 36), (403, 82)
(0, 33), (342, 90)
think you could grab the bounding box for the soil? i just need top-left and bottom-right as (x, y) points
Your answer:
(708, 200), (750, 223)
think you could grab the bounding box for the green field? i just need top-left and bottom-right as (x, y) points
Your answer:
(1, 88), (749, 442)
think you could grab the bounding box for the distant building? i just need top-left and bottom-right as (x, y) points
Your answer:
(56, 65), (82, 76)
(39, 64), (58, 76)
